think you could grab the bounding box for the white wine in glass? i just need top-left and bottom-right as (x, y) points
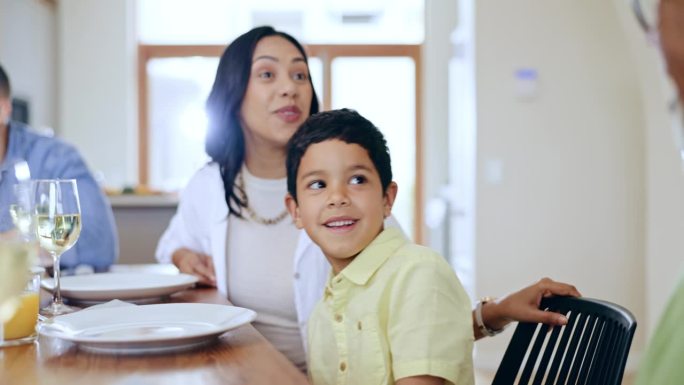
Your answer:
(35, 214), (81, 255)
(33, 179), (82, 317)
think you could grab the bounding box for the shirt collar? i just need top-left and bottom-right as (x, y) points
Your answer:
(338, 226), (408, 286)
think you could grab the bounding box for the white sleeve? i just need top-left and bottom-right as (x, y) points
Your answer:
(155, 166), (218, 263)
(155, 208), (195, 264)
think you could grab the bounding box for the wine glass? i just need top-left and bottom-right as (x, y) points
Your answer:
(33, 179), (82, 317)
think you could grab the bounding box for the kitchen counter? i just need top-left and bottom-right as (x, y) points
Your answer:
(107, 194), (178, 264)
(108, 193), (179, 208)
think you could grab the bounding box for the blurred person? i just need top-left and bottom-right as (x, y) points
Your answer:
(156, 25), (580, 370)
(635, 0), (684, 384)
(0, 63), (118, 272)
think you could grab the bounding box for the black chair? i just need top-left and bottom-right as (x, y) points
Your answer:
(492, 296), (636, 385)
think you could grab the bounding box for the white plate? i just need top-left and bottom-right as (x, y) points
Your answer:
(38, 303), (257, 354)
(41, 273), (198, 301)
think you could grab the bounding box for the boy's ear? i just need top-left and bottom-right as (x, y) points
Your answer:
(382, 182), (398, 218)
(285, 193), (304, 229)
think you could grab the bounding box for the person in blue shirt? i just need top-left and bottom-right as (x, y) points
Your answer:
(0, 63), (117, 272)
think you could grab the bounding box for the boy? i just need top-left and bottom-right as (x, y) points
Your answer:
(285, 109), (474, 385)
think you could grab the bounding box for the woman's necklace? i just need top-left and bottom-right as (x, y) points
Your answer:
(237, 171), (289, 226)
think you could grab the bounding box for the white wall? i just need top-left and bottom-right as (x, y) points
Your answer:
(422, 0), (458, 252)
(472, 0), (646, 370)
(0, 0), (56, 129)
(58, 0), (137, 188)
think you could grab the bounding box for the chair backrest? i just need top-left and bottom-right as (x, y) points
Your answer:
(492, 296), (636, 385)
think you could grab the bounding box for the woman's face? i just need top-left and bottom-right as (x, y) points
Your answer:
(240, 35), (313, 153)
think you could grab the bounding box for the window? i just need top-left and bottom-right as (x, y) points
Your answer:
(147, 57), (216, 190)
(136, 0), (424, 241)
(308, 46), (421, 240)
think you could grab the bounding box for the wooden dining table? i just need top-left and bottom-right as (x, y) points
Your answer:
(0, 287), (310, 385)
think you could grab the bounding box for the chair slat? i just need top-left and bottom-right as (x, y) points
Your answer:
(606, 328), (629, 385)
(568, 315), (598, 384)
(532, 322), (563, 385)
(577, 318), (606, 384)
(492, 322), (540, 385)
(589, 320), (617, 384)
(545, 310), (578, 385)
(519, 323), (550, 383)
(557, 312), (589, 383)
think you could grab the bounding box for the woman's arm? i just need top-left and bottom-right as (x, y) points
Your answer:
(172, 247), (216, 287)
(473, 277), (581, 340)
(156, 165), (222, 286)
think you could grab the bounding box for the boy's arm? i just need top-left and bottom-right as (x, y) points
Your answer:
(473, 277), (581, 340)
(396, 375), (444, 385)
(389, 254), (473, 384)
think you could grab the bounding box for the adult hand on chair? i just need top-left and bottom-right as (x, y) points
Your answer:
(476, 277), (581, 340)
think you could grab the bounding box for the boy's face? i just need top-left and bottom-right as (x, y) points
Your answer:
(286, 139), (397, 274)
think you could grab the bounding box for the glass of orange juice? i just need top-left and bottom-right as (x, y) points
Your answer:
(1, 266), (42, 346)
(1, 162), (40, 346)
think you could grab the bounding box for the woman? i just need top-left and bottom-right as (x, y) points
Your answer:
(156, 26), (579, 370)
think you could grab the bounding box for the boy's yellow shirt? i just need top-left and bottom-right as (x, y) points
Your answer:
(307, 227), (474, 385)
(636, 271), (684, 385)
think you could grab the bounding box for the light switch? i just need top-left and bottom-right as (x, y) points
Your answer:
(515, 68), (539, 100)
(485, 158), (503, 184)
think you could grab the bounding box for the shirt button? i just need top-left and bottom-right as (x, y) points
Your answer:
(339, 362), (347, 372)
(294, 272), (300, 280)
(357, 321), (362, 330)
(335, 314), (343, 323)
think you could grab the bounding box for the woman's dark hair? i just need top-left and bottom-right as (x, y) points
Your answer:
(205, 26), (320, 218)
(286, 108), (392, 202)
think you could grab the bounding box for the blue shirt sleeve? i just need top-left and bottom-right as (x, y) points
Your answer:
(28, 134), (118, 271)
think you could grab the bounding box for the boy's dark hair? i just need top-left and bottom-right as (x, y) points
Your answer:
(0, 64), (11, 98)
(286, 108), (392, 201)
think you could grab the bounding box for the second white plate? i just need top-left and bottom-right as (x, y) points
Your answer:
(38, 303), (257, 354)
(41, 273), (198, 301)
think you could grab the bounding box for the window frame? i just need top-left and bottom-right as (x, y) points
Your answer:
(137, 44), (423, 242)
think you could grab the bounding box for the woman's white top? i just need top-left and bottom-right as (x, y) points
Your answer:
(156, 163), (329, 357)
(155, 162), (401, 366)
(226, 167), (304, 369)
